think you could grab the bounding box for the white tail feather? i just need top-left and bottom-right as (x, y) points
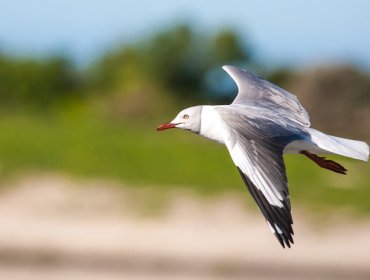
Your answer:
(309, 128), (369, 162)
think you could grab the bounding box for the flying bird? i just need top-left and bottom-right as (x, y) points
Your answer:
(156, 65), (369, 248)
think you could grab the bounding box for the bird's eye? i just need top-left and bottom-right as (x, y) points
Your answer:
(183, 114), (189, 119)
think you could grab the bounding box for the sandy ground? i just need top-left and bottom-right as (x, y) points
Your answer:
(0, 175), (369, 280)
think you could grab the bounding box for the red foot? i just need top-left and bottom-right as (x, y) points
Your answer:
(300, 150), (347, 175)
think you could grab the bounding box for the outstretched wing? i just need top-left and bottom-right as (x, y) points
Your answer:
(217, 107), (296, 248)
(222, 65), (310, 128)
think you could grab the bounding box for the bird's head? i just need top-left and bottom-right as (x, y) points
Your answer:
(156, 106), (202, 133)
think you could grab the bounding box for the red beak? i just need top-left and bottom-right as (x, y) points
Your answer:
(156, 122), (177, 131)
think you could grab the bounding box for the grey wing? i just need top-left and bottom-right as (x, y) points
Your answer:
(217, 107), (295, 248)
(222, 65), (310, 128)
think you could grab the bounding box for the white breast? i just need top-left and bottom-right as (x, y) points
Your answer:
(199, 106), (228, 144)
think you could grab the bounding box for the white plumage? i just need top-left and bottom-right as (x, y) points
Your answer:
(157, 65), (369, 248)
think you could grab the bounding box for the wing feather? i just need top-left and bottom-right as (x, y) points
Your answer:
(216, 107), (296, 247)
(222, 65), (310, 128)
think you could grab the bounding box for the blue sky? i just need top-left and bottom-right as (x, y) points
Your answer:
(1, 0), (370, 68)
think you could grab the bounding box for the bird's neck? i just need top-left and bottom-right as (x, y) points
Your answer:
(199, 105), (228, 144)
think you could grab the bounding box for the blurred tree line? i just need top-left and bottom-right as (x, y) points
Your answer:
(0, 24), (369, 139)
(0, 56), (83, 110)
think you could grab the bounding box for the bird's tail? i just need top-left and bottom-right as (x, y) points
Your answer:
(309, 128), (369, 162)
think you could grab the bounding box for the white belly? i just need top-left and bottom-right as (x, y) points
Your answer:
(284, 138), (333, 154)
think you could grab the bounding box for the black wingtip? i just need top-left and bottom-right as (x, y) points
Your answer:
(236, 167), (295, 249)
(274, 231), (294, 249)
(276, 234), (285, 248)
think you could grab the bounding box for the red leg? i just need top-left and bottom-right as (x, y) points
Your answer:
(300, 150), (347, 175)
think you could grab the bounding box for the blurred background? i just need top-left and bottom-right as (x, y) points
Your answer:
(0, 0), (370, 279)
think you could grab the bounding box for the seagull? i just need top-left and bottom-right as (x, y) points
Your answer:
(156, 65), (369, 248)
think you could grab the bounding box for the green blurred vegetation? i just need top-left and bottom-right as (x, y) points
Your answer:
(0, 24), (369, 214)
